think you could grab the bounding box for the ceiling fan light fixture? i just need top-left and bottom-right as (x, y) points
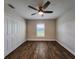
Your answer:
(38, 11), (44, 15)
(28, 1), (52, 16)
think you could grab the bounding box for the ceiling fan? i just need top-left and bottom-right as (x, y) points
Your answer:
(28, 1), (53, 16)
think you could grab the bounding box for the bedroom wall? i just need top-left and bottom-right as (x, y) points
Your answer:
(4, 4), (27, 56)
(27, 20), (56, 41)
(56, 8), (75, 55)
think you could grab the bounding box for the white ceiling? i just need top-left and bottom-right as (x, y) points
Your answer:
(4, 0), (74, 20)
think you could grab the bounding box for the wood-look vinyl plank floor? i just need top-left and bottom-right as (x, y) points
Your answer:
(5, 41), (75, 59)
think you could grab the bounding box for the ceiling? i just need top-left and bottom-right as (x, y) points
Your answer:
(4, 0), (74, 20)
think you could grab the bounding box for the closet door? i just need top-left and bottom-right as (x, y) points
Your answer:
(13, 21), (19, 49)
(4, 16), (8, 56)
(7, 18), (13, 53)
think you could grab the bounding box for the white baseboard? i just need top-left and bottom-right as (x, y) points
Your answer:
(56, 40), (75, 55)
(27, 39), (56, 41)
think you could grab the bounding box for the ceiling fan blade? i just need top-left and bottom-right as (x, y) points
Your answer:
(31, 13), (37, 15)
(28, 5), (38, 10)
(43, 11), (53, 13)
(43, 1), (51, 9)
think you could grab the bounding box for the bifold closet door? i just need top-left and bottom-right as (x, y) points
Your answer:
(4, 14), (26, 56)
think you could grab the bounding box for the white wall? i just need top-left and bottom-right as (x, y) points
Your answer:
(56, 8), (75, 55)
(4, 4), (26, 56)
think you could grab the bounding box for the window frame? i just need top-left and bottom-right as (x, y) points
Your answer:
(36, 23), (45, 37)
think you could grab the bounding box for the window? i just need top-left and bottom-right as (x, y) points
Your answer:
(36, 23), (45, 37)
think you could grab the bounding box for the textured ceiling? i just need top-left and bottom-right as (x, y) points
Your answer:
(4, 0), (74, 20)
